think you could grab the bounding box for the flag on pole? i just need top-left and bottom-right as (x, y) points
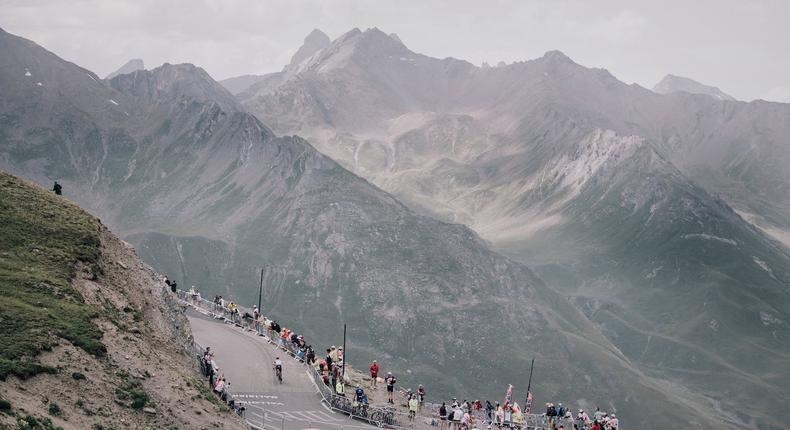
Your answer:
(505, 384), (513, 403)
(525, 391), (533, 414)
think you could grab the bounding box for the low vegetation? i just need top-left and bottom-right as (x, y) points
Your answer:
(46, 402), (61, 417)
(15, 415), (63, 430)
(0, 398), (11, 413)
(115, 374), (149, 410)
(0, 172), (105, 380)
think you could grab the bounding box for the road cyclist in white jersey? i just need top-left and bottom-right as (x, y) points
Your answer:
(273, 357), (283, 383)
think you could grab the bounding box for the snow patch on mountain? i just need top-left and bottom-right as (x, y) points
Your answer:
(752, 256), (776, 278)
(681, 233), (737, 246)
(760, 311), (782, 326)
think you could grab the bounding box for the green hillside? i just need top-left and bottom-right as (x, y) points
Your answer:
(0, 172), (105, 380)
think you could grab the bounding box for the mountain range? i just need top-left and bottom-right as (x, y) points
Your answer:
(3, 23), (790, 429)
(233, 27), (790, 429)
(0, 25), (739, 429)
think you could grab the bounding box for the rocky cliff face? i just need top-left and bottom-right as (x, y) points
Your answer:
(0, 171), (247, 430)
(237, 27), (790, 429)
(0, 27), (728, 429)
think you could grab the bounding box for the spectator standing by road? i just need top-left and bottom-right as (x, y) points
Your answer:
(385, 372), (396, 404)
(325, 348), (333, 368)
(305, 345), (315, 365)
(369, 360), (379, 386)
(439, 402), (448, 430)
(408, 394), (419, 422)
(452, 403), (463, 429)
(594, 407), (606, 423)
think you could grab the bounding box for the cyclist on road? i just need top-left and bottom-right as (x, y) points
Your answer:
(274, 357), (283, 382)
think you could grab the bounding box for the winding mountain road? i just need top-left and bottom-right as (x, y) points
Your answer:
(188, 311), (373, 430)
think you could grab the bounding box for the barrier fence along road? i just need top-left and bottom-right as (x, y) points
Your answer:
(178, 289), (572, 430)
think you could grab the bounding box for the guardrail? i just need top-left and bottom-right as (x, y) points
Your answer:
(177, 289), (575, 430)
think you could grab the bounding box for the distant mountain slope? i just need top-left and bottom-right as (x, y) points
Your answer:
(652, 73), (736, 101)
(0, 171), (247, 430)
(0, 26), (724, 430)
(105, 58), (144, 80)
(220, 73), (269, 95)
(237, 27), (790, 430)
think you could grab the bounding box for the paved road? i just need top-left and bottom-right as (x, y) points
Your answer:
(188, 311), (374, 430)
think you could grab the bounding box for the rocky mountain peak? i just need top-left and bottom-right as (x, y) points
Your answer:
(105, 58), (145, 80)
(541, 49), (576, 65)
(338, 27), (409, 53)
(109, 62), (240, 111)
(298, 27), (414, 75)
(285, 29), (331, 71)
(652, 74), (737, 101)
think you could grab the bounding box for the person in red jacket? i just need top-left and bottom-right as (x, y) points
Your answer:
(369, 360), (379, 387)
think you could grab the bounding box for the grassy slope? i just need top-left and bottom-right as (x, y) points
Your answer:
(0, 172), (105, 379)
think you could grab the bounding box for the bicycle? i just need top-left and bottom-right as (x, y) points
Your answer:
(228, 399), (246, 417)
(274, 365), (283, 384)
(330, 395), (352, 412)
(369, 407), (395, 428)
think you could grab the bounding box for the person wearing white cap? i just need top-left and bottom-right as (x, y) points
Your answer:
(609, 414), (619, 429)
(385, 372), (396, 403)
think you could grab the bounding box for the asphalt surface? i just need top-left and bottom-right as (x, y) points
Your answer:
(188, 310), (375, 430)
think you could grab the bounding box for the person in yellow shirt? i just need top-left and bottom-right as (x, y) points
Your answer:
(408, 394), (419, 423)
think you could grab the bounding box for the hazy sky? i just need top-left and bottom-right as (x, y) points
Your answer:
(2, 0), (789, 102)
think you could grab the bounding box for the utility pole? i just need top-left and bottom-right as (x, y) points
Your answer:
(526, 357), (534, 392)
(257, 267), (264, 310)
(525, 357), (535, 414)
(342, 323), (347, 379)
